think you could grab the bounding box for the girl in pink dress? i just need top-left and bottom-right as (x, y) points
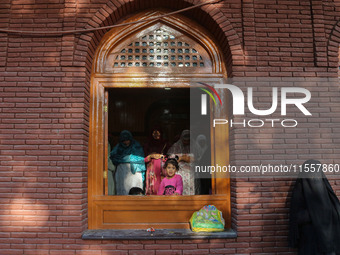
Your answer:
(158, 158), (183, 196)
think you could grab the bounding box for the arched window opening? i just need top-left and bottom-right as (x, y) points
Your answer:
(89, 10), (230, 230)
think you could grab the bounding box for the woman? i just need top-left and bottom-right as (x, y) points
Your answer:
(168, 130), (195, 195)
(143, 127), (168, 157)
(110, 130), (146, 195)
(144, 128), (168, 195)
(289, 159), (340, 255)
(193, 134), (211, 195)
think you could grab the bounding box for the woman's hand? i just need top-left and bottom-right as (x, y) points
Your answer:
(148, 153), (163, 160)
(179, 154), (192, 163)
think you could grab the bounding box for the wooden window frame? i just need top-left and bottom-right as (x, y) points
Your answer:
(88, 10), (231, 230)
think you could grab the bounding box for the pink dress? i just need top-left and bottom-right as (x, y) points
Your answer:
(157, 174), (183, 195)
(144, 157), (165, 195)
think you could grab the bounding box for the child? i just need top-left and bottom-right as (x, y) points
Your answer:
(157, 157), (183, 195)
(128, 187), (144, 195)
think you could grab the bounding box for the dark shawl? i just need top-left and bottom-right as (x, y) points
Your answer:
(289, 159), (340, 254)
(143, 127), (168, 156)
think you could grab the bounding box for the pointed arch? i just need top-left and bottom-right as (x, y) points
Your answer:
(75, 0), (244, 78)
(93, 10), (225, 75)
(327, 19), (340, 75)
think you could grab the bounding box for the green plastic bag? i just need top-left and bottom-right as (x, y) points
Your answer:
(190, 205), (225, 232)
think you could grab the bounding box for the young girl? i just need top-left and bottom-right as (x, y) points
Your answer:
(157, 157), (183, 196)
(168, 130), (195, 195)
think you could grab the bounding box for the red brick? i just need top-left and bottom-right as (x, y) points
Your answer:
(209, 248), (237, 254)
(155, 240), (182, 244)
(129, 250), (155, 255)
(75, 251), (101, 255)
(183, 249), (209, 255)
(156, 250), (182, 255)
(197, 243), (224, 249)
(144, 244), (171, 250)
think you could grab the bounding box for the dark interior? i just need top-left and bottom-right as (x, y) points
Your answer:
(108, 88), (190, 147)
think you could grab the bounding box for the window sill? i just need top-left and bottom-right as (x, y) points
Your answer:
(82, 228), (237, 240)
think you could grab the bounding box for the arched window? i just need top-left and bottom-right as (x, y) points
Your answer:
(89, 10), (230, 230)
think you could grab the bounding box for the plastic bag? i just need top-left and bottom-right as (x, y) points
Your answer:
(190, 205), (225, 232)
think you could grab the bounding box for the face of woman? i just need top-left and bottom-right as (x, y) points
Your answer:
(122, 140), (131, 147)
(152, 130), (161, 140)
(166, 163), (177, 178)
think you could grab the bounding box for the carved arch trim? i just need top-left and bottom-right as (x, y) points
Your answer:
(93, 10), (225, 76)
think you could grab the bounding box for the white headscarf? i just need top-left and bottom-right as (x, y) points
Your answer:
(193, 134), (207, 162)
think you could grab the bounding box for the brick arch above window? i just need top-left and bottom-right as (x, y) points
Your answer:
(327, 20), (340, 74)
(94, 10), (225, 75)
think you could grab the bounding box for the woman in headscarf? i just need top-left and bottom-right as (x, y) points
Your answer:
(193, 134), (211, 195)
(193, 134), (208, 163)
(168, 130), (195, 195)
(289, 159), (340, 255)
(110, 130), (146, 195)
(143, 127), (169, 157)
(144, 128), (169, 195)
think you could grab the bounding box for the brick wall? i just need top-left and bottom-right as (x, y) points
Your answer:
(0, 0), (339, 254)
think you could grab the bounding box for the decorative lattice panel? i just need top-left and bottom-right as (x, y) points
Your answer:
(104, 26), (212, 73)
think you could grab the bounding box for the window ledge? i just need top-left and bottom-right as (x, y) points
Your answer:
(82, 229), (237, 240)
